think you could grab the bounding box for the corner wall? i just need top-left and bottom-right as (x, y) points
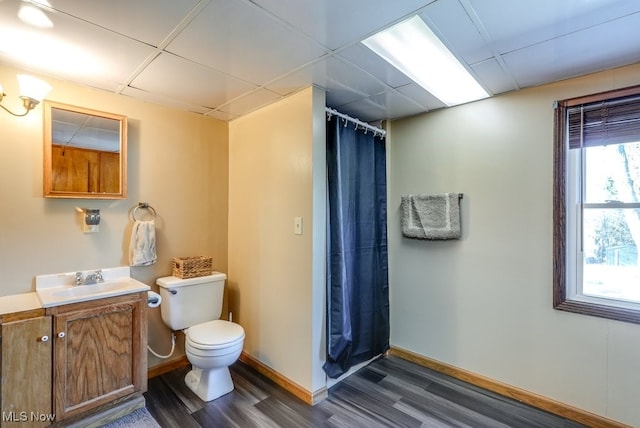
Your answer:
(388, 63), (640, 427)
(228, 86), (326, 396)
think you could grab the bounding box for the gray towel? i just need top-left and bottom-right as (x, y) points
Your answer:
(401, 193), (461, 240)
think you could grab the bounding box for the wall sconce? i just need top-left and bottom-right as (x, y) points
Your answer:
(0, 74), (51, 117)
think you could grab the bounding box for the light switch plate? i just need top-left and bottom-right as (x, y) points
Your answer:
(294, 217), (303, 235)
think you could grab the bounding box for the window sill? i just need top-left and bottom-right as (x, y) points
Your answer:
(554, 298), (640, 324)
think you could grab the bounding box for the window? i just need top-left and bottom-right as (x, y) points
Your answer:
(554, 85), (640, 324)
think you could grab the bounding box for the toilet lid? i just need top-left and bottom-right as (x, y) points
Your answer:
(187, 320), (244, 348)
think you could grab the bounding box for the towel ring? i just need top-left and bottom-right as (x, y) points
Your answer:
(132, 202), (157, 221)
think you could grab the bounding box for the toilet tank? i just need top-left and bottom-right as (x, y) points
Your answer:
(156, 272), (226, 331)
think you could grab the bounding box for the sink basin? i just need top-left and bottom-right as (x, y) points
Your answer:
(51, 280), (139, 298)
(36, 267), (150, 307)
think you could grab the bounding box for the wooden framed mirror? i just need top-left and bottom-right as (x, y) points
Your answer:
(43, 101), (127, 199)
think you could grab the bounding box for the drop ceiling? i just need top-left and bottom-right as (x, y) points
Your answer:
(1, 0), (640, 122)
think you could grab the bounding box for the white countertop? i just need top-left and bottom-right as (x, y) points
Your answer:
(0, 292), (42, 315)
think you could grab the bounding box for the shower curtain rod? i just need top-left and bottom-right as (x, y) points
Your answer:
(325, 107), (386, 138)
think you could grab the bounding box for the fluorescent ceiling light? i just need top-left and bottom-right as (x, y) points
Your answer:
(362, 16), (489, 106)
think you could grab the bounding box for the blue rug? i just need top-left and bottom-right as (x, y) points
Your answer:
(100, 407), (160, 428)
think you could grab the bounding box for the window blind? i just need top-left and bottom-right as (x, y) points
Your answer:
(567, 94), (640, 149)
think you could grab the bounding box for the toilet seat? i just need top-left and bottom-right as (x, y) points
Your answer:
(186, 319), (245, 350)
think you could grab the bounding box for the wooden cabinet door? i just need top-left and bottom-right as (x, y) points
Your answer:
(0, 315), (52, 428)
(99, 151), (120, 193)
(50, 145), (99, 193)
(49, 293), (147, 419)
(51, 145), (121, 194)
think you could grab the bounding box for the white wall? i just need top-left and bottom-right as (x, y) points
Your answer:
(228, 86), (327, 395)
(388, 63), (640, 426)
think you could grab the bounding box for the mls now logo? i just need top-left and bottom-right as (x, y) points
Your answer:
(2, 411), (56, 423)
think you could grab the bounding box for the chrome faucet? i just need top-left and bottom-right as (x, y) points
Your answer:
(73, 270), (104, 285)
(73, 272), (84, 285)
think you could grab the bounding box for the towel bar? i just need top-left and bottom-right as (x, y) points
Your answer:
(132, 202), (157, 221)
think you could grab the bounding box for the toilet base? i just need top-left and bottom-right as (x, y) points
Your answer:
(185, 366), (234, 402)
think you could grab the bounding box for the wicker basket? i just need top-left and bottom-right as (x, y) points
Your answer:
(172, 256), (213, 279)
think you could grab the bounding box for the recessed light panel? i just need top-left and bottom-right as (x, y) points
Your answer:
(363, 16), (489, 106)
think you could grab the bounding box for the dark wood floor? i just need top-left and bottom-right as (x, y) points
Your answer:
(144, 356), (585, 427)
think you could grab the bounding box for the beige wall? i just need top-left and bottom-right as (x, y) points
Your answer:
(0, 64), (228, 369)
(228, 86), (327, 395)
(388, 63), (640, 427)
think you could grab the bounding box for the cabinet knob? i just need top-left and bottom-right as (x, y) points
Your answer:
(40, 335), (49, 342)
(57, 332), (66, 338)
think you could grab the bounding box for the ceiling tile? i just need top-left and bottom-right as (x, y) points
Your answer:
(129, 53), (258, 109)
(216, 88), (283, 117)
(325, 86), (371, 110)
(121, 86), (211, 115)
(337, 44), (412, 89)
(395, 83), (447, 111)
(165, 0), (328, 85)
(252, 0), (436, 50)
(267, 56), (389, 104)
(471, 59), (518, 95)
(363, 90), (431, 120)
(0, 53), (122, 95)
(328, 98), (386, 123)
(0, 0), (155, 86)
(335, 90), (427, 123)
(419, 1), (493, 65)
(46, 0), (201, 45)
(468, 0), (640, 55)
(206, 110), (238, 121)
(502, 14), (640, 88)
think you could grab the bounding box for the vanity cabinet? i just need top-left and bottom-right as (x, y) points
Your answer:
(0, 310), (52, 428)
(46, 292), (147, 420)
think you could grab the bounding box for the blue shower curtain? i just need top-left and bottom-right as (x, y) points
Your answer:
(323, 115), (389, 379)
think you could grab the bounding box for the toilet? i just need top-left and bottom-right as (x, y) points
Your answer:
(156, 272), (245, 401)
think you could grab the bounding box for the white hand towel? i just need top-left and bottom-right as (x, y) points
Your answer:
(129, 220), (157, 266)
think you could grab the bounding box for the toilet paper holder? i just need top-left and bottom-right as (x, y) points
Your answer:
(147, 290), (162, 308)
